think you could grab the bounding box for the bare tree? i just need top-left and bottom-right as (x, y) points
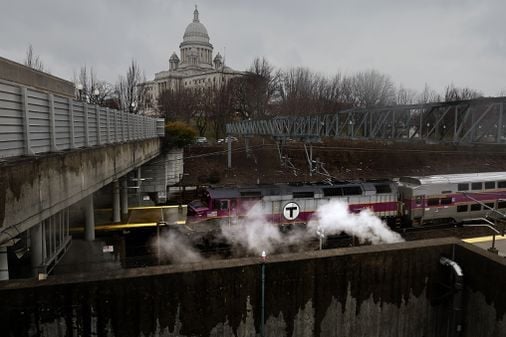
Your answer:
(349, 70), (396, 108)
(74, 66), (114, 106)
(396, 85), (418, 105)
(417, 84), (441, 104)
(24, 44), (45, 72)
(444, 84), (482, 102)
(115, 60), (149, 113)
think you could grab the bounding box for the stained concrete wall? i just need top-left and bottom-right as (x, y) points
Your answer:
(0, 138), (161, 244)
(2, 238), (500, 337)
(454, 243), (506, 337)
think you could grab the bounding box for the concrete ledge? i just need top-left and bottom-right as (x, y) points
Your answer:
(0, 138), (161, 244)
(0, 57), (75, 97)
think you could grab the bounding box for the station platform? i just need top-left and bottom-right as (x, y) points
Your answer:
(463, 234), (506, 257)
(71, 205), (187, 234)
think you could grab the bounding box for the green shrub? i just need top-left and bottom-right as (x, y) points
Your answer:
(164, 121), (197, 148)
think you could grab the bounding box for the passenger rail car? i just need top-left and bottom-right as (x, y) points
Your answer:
(399, 172), (506, 226)
(188, 172), (506, 228)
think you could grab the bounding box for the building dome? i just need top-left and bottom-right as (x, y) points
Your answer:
(182, 6), (210, 44)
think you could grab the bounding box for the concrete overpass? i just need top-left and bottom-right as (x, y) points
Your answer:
(0, 61), (166, 279)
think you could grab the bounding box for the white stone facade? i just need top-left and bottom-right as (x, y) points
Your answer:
(143, 6), (243, 107)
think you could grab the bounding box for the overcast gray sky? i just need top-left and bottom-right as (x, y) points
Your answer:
(1, 0), (505, 96)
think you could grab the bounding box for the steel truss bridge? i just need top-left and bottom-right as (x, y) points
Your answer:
(225, 97), (506, 175)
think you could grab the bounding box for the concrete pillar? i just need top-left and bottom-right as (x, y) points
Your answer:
(85, 194), (95, 241)
(227, 137), (232, 169)
(112, 180), (121, 223)
(30, 222), (44, 276)
(0, 246), (9, 280)
(121, 178), (129, 218)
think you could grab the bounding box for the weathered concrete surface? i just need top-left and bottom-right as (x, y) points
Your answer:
(1, 238), (493, 337)
(455, 243), (506, 337)
(0, 56), (75, 97)
(0, 138), (161, 244)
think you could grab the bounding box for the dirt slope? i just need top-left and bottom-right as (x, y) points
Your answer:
(182, 138), (506, 185)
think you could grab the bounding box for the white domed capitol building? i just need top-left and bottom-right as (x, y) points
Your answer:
(143, 6), (243, 107)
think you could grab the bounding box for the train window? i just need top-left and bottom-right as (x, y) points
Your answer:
(498, 181), (506, 188)
(323, 188), (343, 196)
(415, 196), (422, 205)
(220, 200), (229, 210)
(342, 186), (363, 196)
(485, 181), (495, 189)
(458, 183), (469, 191)
(375, 184), (392, 194)
(427, 198), (439, 206)
(498, 201), (506, 209)
(440, 197), (453, 205)
(470, 204), (481, 211)
(471, 182), (483, 190)
(484, 202), (495, 209)
(457, 205), (468, 212)
(441, 190), (452, 194)
(293, 191), (314, 198)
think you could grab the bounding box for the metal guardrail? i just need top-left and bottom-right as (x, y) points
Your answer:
(227, 97), (506, 145)
(0, 79), (165, 159)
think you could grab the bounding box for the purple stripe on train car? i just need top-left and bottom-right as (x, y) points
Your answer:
(403, 191), (506, 209)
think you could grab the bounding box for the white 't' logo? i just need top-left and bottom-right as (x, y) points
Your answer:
(283, 202), (300, 220)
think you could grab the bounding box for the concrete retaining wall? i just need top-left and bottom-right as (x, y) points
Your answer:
(0, 138), (161, 244)
(4, 238), (503, 336)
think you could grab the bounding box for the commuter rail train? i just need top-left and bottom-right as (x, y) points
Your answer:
(187, 172), (506, 227)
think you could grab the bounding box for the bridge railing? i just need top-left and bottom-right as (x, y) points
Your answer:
(0, 79), (165, 159)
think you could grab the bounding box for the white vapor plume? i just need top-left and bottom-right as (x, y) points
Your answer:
(307, 200), (404, 244)
(220, 203), (286, 255)
(153, 230), (202, 264)
(221, 199), (403, 254)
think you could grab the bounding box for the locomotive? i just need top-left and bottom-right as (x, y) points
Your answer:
(187, 172), (506, 227)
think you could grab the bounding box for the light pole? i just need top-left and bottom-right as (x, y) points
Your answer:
(316, 225), (326, 250)
(76, 83), (83, 101)
(92, 88), (99, 105)
(260, 250), (266, 337)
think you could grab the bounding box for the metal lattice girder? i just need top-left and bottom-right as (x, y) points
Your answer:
(226, 97), (506, 145)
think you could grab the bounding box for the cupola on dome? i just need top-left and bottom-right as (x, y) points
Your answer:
(182, 6), (210, 44)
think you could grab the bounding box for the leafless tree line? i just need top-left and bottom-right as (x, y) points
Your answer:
(157, 57), (486, 138)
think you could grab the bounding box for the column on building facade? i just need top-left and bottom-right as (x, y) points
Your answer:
(0, 246), (8, 280)
(84, 194), (95, 241)
(112, 179), (121, 223)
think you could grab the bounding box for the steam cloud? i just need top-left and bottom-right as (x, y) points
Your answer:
(153, 231), (202, 264)
(307, 200), (404, 245)
(220, 203), (307, 255)
(221, 199), (403, 255)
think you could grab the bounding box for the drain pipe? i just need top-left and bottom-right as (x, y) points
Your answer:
(440, 257), (464, 337)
